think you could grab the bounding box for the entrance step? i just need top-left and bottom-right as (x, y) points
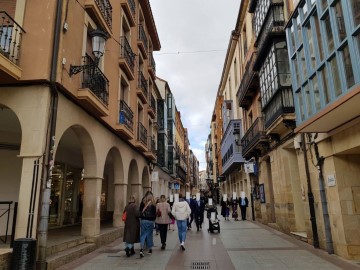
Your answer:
(46, 242), (96, 270)
(46, 237), (86, 257)
(0, 249), (11, 269)
(290, 231), (308, 242)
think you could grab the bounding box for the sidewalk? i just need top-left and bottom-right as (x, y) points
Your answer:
(58, 215), (360, 270)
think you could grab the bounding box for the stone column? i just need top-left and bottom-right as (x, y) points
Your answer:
(81, 177), (102, 237)
(131, 183), (143, 203)
(113, 183), (127, 227)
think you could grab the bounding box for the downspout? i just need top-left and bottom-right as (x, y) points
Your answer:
(311, 133), (334, 254)
(37, 0), (62, 268)
(301, 133), (319, 248)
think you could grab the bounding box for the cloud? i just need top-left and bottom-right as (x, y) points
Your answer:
(151, 0), (240, 167)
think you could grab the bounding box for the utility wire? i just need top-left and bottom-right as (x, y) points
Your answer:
(154, 49), (226, 55)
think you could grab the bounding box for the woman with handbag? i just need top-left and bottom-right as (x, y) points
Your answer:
(155, 195), (171, 250)
(123, 195), (140, 257)
(139, 191), (156, 258)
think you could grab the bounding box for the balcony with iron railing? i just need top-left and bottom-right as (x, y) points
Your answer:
(85, 0), (112, 30)
(116, 100), (134, 139)
(138, 24), (148, 57)
(120, 0), (136, 27)
(145, 135), (157, 160)
(134, 122), (147, 152)
(254, 4), (286, 70)
(119, 36), (135, 80)
(263, 87), (295, 130)
(76, 54), (109, 116)
(148, 52), (156, 79)
(148, 94), (156, 118)
(0, 11), (25, 80)
(237, 51), (259, 109)
(241, 117), (268, 157)
(137, 70), (148, 103)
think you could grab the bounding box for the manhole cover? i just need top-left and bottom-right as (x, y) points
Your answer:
(191, 261), (210, 269)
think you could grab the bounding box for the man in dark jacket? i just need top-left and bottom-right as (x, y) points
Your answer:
(194, 198), (205, 231)
(238, 191), (249, 220)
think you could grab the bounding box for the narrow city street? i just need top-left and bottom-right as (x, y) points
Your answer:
(57, 211), (359, 270)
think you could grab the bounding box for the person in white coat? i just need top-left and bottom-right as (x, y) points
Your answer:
(171, 193), (191, 250)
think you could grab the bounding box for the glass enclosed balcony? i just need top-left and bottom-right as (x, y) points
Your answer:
(237, 51), (259, 109)
(220, 120), (245, 176)
(286, 0), (360, 132)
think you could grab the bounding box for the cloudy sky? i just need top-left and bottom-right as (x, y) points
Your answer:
(151, 1), (240, 170)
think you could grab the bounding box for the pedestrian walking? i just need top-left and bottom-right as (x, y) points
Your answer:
(194, 197), (205, 231)
(231, 197), (239, 221)
(123, 195), (140, 257)
(139, 191), (156, 258)
(155, 195), (172, 250)
(171, 193), (191, 251)
(239, 191), (249, 220)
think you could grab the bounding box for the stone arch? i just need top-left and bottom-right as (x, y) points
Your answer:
(0, 105), (22, 237)
(103, 147), (124, 227)
(127, 159), (140, 203)
(141, 166), (151, 196)
(52, 125), (98, 236)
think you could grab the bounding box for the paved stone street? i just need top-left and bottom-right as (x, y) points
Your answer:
(58, 214), (359, 270)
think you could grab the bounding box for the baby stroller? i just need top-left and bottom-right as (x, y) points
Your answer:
(206, 206), (220, 233)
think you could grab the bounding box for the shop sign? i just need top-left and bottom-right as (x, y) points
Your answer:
(151, 171), (159, 182)
(327, 175), (336, 187)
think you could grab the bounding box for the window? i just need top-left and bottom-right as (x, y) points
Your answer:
(333, 1), (346, 43)
(300, 48), (307, 79)
(253, 0), (271, 38)
(296, 16), (303, 46)
(314, 13), (324, 61)
(296, 89), (305, 121)
(320, 66), (331, 104)
(311, 75), (321, 112)
(276, 41), (291, 87)
(305, 22), (316, 69)
(320, 0), (328, 13)
(340, 45), (355, 88)
(323, 14), (334, 53)
(290, 25), (296, 53)
(234, 59), (238, 87)
(302, 1), (309, 18)
(349, 0), (360, 27)
(304, 83), (313, 116)
(259, 45), (278, 107)
(329, 56), (342, 97)
(293, 58), (300, 88)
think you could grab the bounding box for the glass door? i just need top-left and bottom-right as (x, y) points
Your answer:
(49, 164), (64, 227)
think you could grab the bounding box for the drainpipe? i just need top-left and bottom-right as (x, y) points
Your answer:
(301, 133), (319, 248)
(311, 133), (334, 254)
(37, 0), (62, 268)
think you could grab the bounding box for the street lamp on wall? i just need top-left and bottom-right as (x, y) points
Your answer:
(69, 28), (109, 76)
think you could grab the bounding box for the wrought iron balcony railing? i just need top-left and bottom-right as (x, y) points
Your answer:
(241, 117), (266, 154)
(148, 136), (156, 154)
(120, 36), (135, 73)
(150, 95), (156, 112)
(263, 87), (294, 129)
(0, 11), (25, 65)
(128, 0), (136, 18)
(138, 24), (148, 51)
(119, 100), (134, 131)
(95, 0), (112, 28)
(81, 54), (109, 106)
(149, 52), (156, 72)
(237, 51), (258, 105)
(137, 122), (147, 146)
(137, 70), (148, 98)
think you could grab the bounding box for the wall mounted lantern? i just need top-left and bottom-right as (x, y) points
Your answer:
(70, 28), (109, 76)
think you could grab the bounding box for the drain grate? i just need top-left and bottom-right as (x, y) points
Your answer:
(191, 261), (210, 269)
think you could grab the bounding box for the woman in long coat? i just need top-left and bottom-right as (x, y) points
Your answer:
(123, 195), (140, 257)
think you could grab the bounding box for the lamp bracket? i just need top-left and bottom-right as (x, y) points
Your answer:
(70, 64), (91, 76)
